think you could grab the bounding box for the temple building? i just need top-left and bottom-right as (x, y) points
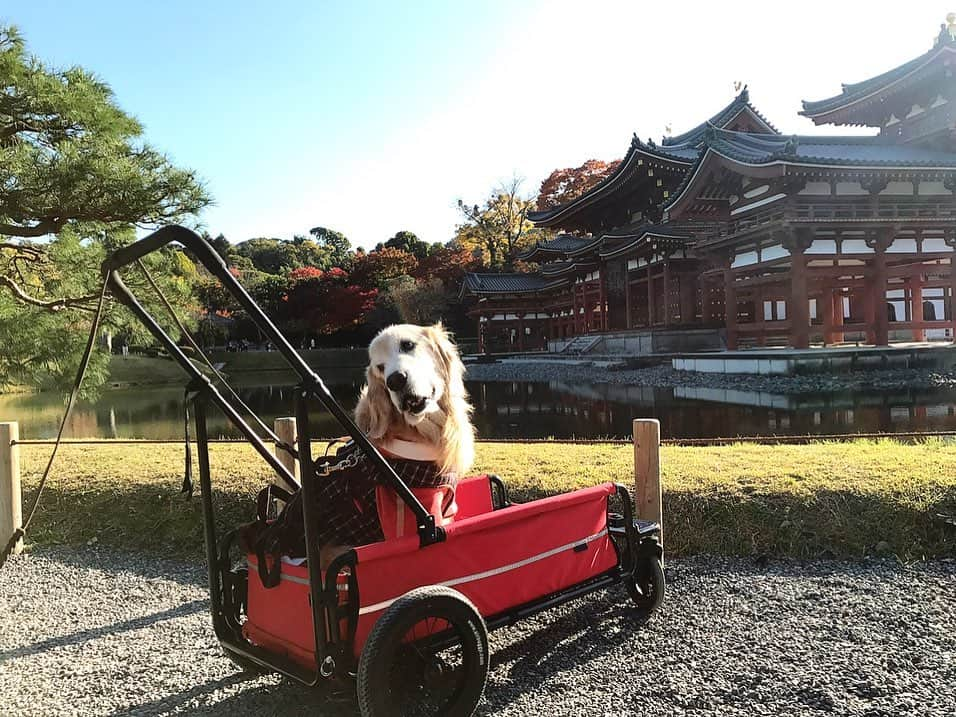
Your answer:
(461, 20), (956, 354)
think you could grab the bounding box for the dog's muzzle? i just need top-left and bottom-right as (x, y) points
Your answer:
(402, 395), (428, 414)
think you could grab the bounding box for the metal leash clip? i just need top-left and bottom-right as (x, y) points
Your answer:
(315, 450), (362, 477)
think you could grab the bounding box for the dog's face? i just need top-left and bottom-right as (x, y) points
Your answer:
(366, 324), (447, 425)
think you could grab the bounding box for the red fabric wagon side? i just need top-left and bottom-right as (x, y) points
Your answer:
(243, 479), (619, 667)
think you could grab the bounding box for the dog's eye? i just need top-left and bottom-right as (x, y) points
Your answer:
(376, 363), (385, 373)
(399, 340), (416, 353)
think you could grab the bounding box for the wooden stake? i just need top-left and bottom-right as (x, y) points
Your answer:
(0, 422), (22, 556)
(633, 418), (662, 548)
(274, 417), (298, 481)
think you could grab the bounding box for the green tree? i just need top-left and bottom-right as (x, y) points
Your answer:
(309, 226), (352, 269)
(0, 25), (211, 389)
(381, 230), (431, 260)
(388, 276), (448, 325)
(455, 175), (542, 269)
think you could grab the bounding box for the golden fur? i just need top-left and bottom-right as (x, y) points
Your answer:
(355, 323), (475, 476)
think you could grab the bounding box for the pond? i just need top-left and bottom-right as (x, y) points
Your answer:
(3, 371), (956, 440)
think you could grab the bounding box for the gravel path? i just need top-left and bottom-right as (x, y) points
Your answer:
(465, 361), (956, 396)
(1, 547), (954, 716)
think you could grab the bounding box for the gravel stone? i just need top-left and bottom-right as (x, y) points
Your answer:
(1, 548), (954, 716)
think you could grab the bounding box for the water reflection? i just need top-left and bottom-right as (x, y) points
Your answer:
(3, 377), (955, 440)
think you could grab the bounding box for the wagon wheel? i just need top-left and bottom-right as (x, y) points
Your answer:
(357, 586), (489, 717)
(626, 554), (665, 616)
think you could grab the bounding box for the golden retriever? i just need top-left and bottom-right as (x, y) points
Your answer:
(355, 323), (474, 477)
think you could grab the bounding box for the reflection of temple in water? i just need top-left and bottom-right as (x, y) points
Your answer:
(468, 380), (956, 439)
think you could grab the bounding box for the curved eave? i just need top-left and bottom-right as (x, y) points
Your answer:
(800, 43), (956, 124)
(599, 232), (690, 260)
(663, 102), (779, 147)
(565, 237), (603, 258)
(666, 144), (956, 218)
(540, 261), (598, 278)
(528, 141), (693, 228)
(459, 277), (568, 300)
(518, 245), (568, 262)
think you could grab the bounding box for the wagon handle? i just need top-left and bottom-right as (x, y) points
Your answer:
(103, 226), (441, 545)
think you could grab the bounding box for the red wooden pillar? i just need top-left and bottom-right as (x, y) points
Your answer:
(662, 262), (671, 327)
(517, 313), (525, 351)
(910, 276), (925, 342)
(646, 267), (655, 327)
(754, 287), (767, 347)
(724, 266), (738, 350)
(789, 246), (810, 349)
(872, 242), (889, 347)
(821, 285), (834, 346)
(831, 290), (845, 344)
(572, 285), (580, 335)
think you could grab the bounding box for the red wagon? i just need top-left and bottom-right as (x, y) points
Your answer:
(103, 227), (664, 717)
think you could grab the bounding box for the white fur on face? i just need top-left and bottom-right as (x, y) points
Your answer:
(367, 324), (444, 424)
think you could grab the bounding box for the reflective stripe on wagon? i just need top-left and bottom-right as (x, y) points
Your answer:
(357, 528), (609, 617)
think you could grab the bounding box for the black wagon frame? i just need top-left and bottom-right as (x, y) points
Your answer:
(102, 226), (662, 686)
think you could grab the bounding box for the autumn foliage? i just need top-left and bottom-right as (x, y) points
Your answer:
(536, 159), (622, 211)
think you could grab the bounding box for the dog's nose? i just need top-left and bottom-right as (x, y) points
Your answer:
(386, 371), (407, 391)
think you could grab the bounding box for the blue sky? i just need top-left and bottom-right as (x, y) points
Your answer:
(3, 1), (945, 249)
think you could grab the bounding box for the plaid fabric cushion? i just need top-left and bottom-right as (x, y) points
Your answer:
(312, 452), (455, 548)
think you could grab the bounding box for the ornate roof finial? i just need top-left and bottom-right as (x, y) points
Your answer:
(937, 14), (956, 45)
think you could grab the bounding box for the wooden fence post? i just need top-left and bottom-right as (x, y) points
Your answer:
(633, 418), (662, 548)
(274, 417), (298, 481)
(1, 422), (22, 556)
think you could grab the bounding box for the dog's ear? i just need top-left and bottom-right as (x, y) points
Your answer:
(425, 323), (463, 391)
(354, 367), (393, 440)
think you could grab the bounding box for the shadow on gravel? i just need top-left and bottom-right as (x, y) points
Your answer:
(0, 599), (207, 661)
(106, 675), (358, 717)
(483, 589), (646, 712)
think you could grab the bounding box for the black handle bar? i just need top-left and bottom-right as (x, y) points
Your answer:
(102, 226), (440, 544)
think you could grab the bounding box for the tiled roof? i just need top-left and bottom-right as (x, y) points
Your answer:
(662, 87), (779, 147)
(528, 92), (778, 229)
(460, 272), (565, 295)
(706, 128), (956, 167)
(539, 260), (598, 277)
(517, 234), (592, 260)
(598, 223), (691, 259)
(801, 32), (956, 119)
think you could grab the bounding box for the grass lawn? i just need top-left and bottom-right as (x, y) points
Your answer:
(107, 355), (193, 386)
(15, 440), (956, 561)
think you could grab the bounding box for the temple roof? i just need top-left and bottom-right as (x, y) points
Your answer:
(539, 259), (598, 277)
(460, 272), (566, 297)
(598, 223), (692, 260)
(662, 86), (778, 146)
(703, 129), (956, 168)
(518, 234), (592, 261)
(801, 25), (956, 125)
(665, 127), (956, 218)
(528, 91), (778, 230)
(702, 129), (956, 168)
(527, 136), (694, 228)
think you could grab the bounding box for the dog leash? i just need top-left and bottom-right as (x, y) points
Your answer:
(0, 275), (110, 571)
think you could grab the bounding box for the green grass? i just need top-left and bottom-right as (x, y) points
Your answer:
(107, 355), (193, 386)
(15, 440), (956, 561)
